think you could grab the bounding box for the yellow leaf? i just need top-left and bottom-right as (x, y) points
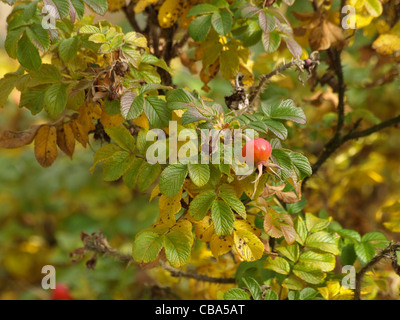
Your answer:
(34, 125), (58, 168)
(108, 0), (126, 12)
(56, 122), (75, 159)
(233, 228), (264, 261)
(70, 119), (89, 147)
(100, 108), (125, 129)
(158, 189), (182, 227)
(158, 0), (182, 29)
(133, 112), (150, 130)
(210, 234), (233, 257)
(234, 219), (261, 237)
(372, 34), (400, 55)
(150, 184), (161, 202)
(200, 59), (220, 92)
(134, 0), (158, 14)
(194, 216), (214, 242)
(382, 202), (400, 232)
(318, 281), (354, 300)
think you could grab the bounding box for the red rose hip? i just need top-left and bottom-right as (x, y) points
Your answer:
(242, 138), (272, 165)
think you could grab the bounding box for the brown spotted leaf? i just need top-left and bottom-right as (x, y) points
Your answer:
(34, 125), (58, 168)
(57, 122), (75, 159)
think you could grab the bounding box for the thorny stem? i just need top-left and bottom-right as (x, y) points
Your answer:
(354, 242), (400, 300)
(249, 60), (299, 106)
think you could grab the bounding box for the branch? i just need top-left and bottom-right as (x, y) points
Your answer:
(160, 261), (236, 284)
(123, 3), (143, 33)
(354, 242), (400, 300)
(73, 231), (237, 284)
(343, 115), (400, 141)
(249, 60), (298, 106)
(303, 114), (400, 189)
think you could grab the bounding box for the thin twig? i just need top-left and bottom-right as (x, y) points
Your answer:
(354, 242), (400, 300)
(76, 231), (237, 284)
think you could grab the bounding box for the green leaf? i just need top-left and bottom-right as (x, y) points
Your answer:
(258, 11), (275, 33)
(276, 242), (299, 262)
(132, 231), (164, 263)
(264, 256), (291, 275)
(164, 229), (193, 268)
(224, 288), (251, 300)
(362, 232), (389, 248)
(25, 23), (50, 52)
(298, 250), (336, 272)
(71, 0), (85, 18)
(166, 88), (196, 110)
(243, 277), (262, 300)
(262, 31), (281, 53)
(16, 34), (41, 70)
(211, 200), (235, 236)
(23, 0), (39, 21)
(136, 162), (161, 192)
(293, 263), (326, 284)
(287, 197), (306, 214)
(123, 157), (144, 189)
(211, 10), (233, 35)
(299, 288), (320, 300)
(28, 64), (62, 87)
(88, 33), (106, 43)
(264, 290), (279, 300)
(218, 185), (246, 219)
(0, 72), (21, 108)
(340, 244), (357, 266)
(365, 0), (383, 17)
(5, 27), (25, 59)
(124, 93), (145, 120)
(59, 36), (80, 62)
(271, 149), (293, 179)
(264, 99), (306, 124)
(90, 144), (121, 172)
(79, 25), (101, 34)
(44, 83), (68, 118)
(290, 152), (312, 179)
(354, 242), (376, 265)
(305, 231), (340, 255)
(295, 216), (308, 245)
(188, 163), (210, 187)
(247, 120), (268, 133)
(305, 212), (331, 233)
(110, 33), (124, 50)
(19, 87), (46, 114)
(189, 191), (217, 220)
(187, 3), (218, 17)
(102, 150), (132, 181)
(188, 15), (212, 42)
(105, 126), (135, 152)
(52, 0), (71, 18)
(144, 96), (170, 128)
(159, 164), (188, 197)
(263, 118), (287, 140)
(83, 0), (108, 15)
